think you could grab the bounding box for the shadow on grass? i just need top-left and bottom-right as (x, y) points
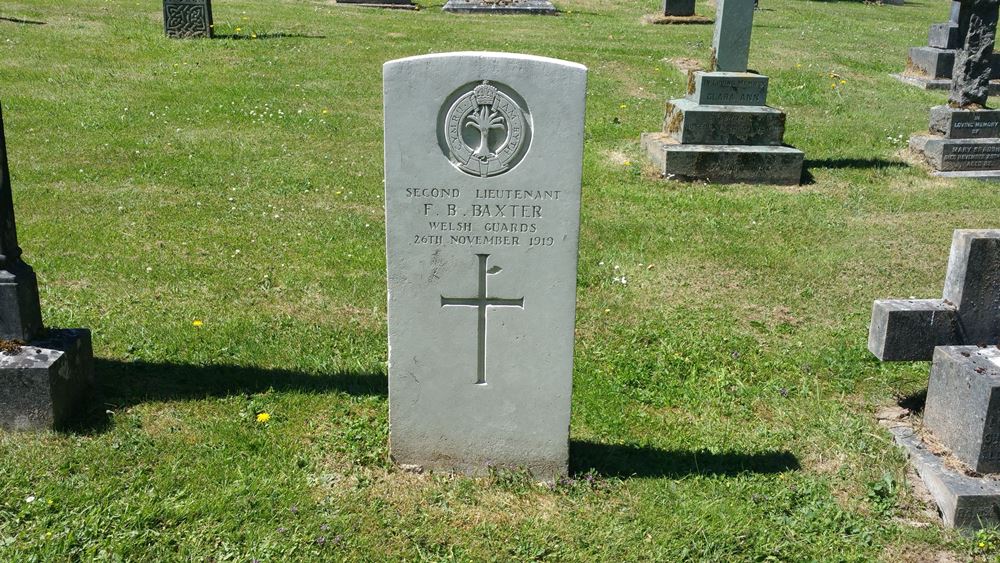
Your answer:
(570, 440), (800, 478)
(800, 157), (909, 184)
(213, 32), (327, 40)
(63, 358), (386, 434)
(897, 388), (926, 415)
(0, 16), (46, 25)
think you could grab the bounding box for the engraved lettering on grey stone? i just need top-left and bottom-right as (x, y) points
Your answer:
(440, 253), (524, 385)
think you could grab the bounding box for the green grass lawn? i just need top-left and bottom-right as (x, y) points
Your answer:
(1, 0), (999, 560)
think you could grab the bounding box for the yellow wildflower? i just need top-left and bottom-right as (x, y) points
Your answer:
(192, 320), (203, 328)
(256, 412), (271, 423)
(235, 27), (242, 33)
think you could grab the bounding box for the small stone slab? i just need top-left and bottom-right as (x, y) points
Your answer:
(162, 0), (213, 39)
(930, 106), (1000, 139)
(0, 329), (94, 431)
(383, 52), (585, 479)
(907, 47), (1000, 81)
(890, 425), (1000, 529)
(442, 0), (557, 14)
(891, 73), (1000, 94)
(929, 22), (960, 50)
(337, 0), (418, 8)
(641, 132), (803, 185)
(868, 299), (958, 361)
(664, 98), (785, 146)
(662, 0), (695, 16)
(925, 346), (1000, 473)
(686, 71), (768, 106)
(911, 135), (1000, 172)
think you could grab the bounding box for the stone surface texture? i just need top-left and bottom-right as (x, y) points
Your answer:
(0, 329), (94, 430)
(162, 0), (213, 38)
(641, 133), (803, 185)
(663, 0), (695, 16)
(868, 230), (1000, 361)
(949, 0), (1000, 107)
(924, 346), (1000, 473)
(930, 105), (1000, 138)
(442, 0), (557, 14)
(686, 71), (768, 106)
(891, 425), (1000, 529)
(664, 99), (785, 145)
(383, 52), (585, 479)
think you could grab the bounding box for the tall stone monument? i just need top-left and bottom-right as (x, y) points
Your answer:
(910, 0), (1000, 178)
(383, 52), (586, 479)
(0, 103), (94, 431)
(872, 230), (1000, 529)
(163, 0), (213, 39)
(442, 0), (557, 15)
(896, 1), (1000, 92)
(641, 0), (804, 185)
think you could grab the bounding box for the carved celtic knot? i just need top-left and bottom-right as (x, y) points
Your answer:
(163, 0), (213, 38)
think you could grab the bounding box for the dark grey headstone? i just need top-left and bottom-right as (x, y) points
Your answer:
(929, 22), (960, 50)
(163, 0), (213, 39)
(663, 0), (695, 16)
(869, 230), (1000, 361)
(930, 105), (1000, 138)
(924, 346), (1000, 473)
(949, 0), (1000, 107)
(664, 99), (785, 145)
(442, 0), (557, 14)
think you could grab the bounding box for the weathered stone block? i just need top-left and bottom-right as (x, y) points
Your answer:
(868, 299), (959, 361)
(162, 0), (213, 39)
(930, 106), (1000, 139)
(907, 47), (1000, 80)
(663, 0), (695, 16)
(929, 22), (960, 49)
(686, 71), (768, 106)
(664, 98), (785, 146)
(924, 346), (1000, 473)
(442, 0), (557, 14)
(0, 260), (42, 342)
(711, 0), (754, 72)
(641, 132), (803, 185)
(0, 329), (94, 431)
(911, 135), (1000, 172)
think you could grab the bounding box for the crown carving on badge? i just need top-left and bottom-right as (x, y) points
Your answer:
(474, 81), (498, 106)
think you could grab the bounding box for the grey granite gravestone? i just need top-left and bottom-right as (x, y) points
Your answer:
(871, 229), (1000, 528)
(643, 0), (712, 25)
(869, 230), (1000, 361)
(663, 0), (696, 16)
(910, 1), (1000, 179)
(641, 0), (803, 185)
(0, 104), (94, 431)
(383, 52), (585, 479)
(163, 0), (213, 39)
(442, 0), (557, 15)
(896, 1), (1000, 92)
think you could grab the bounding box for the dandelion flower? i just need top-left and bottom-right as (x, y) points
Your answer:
(619, 104), (627, 109)
(235, 27), (242, 33)
(192, 320), (204, 328)
(622, 160), (632, 166)
(256, 412), (271, 423)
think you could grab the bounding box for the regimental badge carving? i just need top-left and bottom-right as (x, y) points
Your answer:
(442, 81), (531, 178)
(163, 0), (214, 39)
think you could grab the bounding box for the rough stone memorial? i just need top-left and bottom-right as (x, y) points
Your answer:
(871, 230), (1000, 529)
(641, 0), (804, 185)
(0, 103), (95, 431)
(911, 0), (1000, 178)
(442, 0), (557, 15)
(895, 1), (1000, 92)
(383, 52), (586, 479)
(163, 0), (213, 39)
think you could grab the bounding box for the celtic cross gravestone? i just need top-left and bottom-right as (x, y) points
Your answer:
(383, 52), (586, 479)
(163, 0), (213, 39)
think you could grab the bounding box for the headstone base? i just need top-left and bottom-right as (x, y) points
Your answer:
(910, 134), (1000, 173)
(868, 299), (958, 361)
(686, 71), (768, 106)
(891, 73), (1000, 95)
(906, 47), (1000, 81)
(642, 14), (712, 24)
(924, 346), (1000, 473)
(890, 425), (1000, 530)
(442, 0), (557, 14)
(665, 98), (785, 145)
(0, 329), (94, 431)
(641, 132), (804, 185)
(337, 0), (418, 8)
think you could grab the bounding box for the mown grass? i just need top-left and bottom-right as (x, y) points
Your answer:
(0, 0), (998, 560)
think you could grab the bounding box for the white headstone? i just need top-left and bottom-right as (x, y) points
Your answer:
(383, 52), (587, 479)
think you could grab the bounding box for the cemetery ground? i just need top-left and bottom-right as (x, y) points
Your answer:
(2, 0), (1000, 559)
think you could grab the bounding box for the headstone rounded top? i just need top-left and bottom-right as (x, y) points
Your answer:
(383, 51), (587, 73)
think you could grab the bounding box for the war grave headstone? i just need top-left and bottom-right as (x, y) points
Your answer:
(383, 52), (586, 479)
(163, 0), (213, 39)
(871, 230), (1000, 529)
(894, 1), (1000, 93)
(442, 0), (557, 15)
(0, 104), (94, 431)
(910, 0), (1000, 179)
(642, 0), (713, 25)
(641, 0), (803, 185)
